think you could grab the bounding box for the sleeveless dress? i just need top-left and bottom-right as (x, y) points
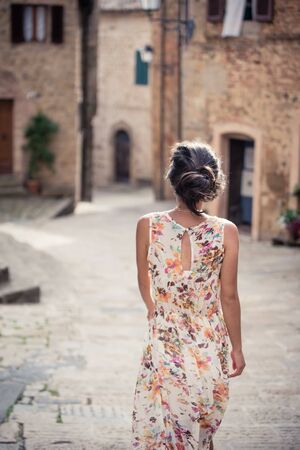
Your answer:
(131, 211), (231, 450)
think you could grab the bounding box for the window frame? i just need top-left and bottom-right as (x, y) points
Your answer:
(207, 0), (274, 25)
(252, 0), (274, 23)
(207, 0), (225, 23)
(11, 3), (64, 45)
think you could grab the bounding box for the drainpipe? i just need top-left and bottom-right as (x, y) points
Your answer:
(79, 0), (93, 201)
(177, 0), (182, 141)
(159, 0), (166, 200)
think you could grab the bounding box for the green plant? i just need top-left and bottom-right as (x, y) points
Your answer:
(5, 404), (14, 419)
(279, 208), (300, 242)
(280, 208), (300, 224)
(56, 407), (63, 423)
(23, 112), (59, 179)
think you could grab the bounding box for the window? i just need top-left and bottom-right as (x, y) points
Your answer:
(135, 50), (149, 86)
(207, 0), (274, 23)
(207, 0), (225, 22)
(11, 4), (64, 44)
(23, 6), (46, 41)
(253, 0), (274, 22)
(244, 0), (253, 21)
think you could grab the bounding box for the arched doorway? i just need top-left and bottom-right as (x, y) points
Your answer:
(227, 137), (254, 231)
(212, 123), (262, 240)
(114, 129), (130, 182)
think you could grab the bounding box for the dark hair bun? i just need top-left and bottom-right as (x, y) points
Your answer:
(165, 141), (226, 215)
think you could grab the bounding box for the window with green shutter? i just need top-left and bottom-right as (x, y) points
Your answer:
(135, 50), (149, 86)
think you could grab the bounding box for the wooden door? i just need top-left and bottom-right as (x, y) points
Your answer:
(0, 100), (13, 174)
(114, 130), (130, 182)
(228, 139), (245, 225)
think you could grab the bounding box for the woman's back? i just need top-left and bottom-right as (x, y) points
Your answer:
(148, 211), (226, 320)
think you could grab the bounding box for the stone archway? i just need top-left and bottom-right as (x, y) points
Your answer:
(0, 70), (31, 179)
(211, 123), (262, 240)
(108, 122), (134, 185)
(290, 112), (300, 210)
(114, 129), (131, 182)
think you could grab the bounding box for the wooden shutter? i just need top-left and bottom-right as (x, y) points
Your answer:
(51, 6), (64, 44)
(207, 0), (225, 23)
(135, 50), (148, 86)
(253, 0), (274, 22)
(11, 5), (24, 43)
(0, 100), (13, 174)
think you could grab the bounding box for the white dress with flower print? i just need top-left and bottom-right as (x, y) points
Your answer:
(131, 211), (231, 450)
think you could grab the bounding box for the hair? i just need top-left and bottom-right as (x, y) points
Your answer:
(165, 140), (227, 216)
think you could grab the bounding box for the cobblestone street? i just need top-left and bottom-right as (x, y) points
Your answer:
(0, 186), (299, 449)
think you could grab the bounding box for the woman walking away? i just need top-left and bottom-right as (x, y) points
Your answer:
(131, 141), (246, 449)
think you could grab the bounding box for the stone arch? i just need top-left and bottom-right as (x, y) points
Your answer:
(109, 122), (133, 183)
(0, 70), (34, 178)
(290, 111), (300, 209)
(211, 122), (262, 240)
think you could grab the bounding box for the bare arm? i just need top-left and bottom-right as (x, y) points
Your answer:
(136, 216), (155, 319)
(220, 221), (246, 377)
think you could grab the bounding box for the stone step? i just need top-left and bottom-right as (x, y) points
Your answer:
(0, 186), (26, 197)
(0, 175), (22, 187)
(0, 282), (40, 304)
(0, 266), (10, 284)
(0, 197), (74, 223)
(0, 175), (26, 197)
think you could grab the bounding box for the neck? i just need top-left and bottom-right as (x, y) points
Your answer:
(175, 198), (203, 211)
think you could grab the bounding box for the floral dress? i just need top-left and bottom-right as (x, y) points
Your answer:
(131, 211), (231, 450)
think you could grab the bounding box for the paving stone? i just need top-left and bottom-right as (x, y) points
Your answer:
(0, 421), (20, 443)
(0, 444), (20, 450)
(0, 382), (25, 423)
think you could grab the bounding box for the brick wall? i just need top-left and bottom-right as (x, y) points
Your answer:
(0, 0), (81, 198)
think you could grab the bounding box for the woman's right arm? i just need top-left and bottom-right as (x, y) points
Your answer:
(220, 220), (246, 378)
(136, 215), (155, 320)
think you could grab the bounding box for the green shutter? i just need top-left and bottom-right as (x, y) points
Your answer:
(135, 50), (148, 85)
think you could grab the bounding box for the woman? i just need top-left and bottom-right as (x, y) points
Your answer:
(131, 141), (246, 449)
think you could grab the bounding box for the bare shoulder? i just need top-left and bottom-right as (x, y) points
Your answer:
(136, 212), (156, 231)
(221, 217), (239, 232)
(218, 217), (239, 245)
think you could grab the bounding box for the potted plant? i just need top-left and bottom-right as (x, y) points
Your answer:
(276, 208), (300, 246)
(23, 112), (59, 194)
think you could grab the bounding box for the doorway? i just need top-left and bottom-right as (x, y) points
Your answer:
(227, 138), (254, 228)
(114, 130), (130, 182)
(0, 100), (13, 174)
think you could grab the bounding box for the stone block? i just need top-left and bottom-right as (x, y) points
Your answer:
(0, 267), (9, 285)
(0, 421), (20, 443)
(0, 381), (25, 424)
(0, 286), (40, 304)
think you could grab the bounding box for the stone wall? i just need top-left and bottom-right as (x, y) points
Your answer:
(0, 0), (81, 198)
(93, 10), (152, 187)
(152, 0), (300, 239)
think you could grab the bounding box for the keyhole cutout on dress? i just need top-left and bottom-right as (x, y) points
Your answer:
(180, 230), (193, 272)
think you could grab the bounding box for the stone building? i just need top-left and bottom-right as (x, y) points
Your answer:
(151, 0), (300, 240)
(0, 0), (98, 201)
(93, 0), (152, 187)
